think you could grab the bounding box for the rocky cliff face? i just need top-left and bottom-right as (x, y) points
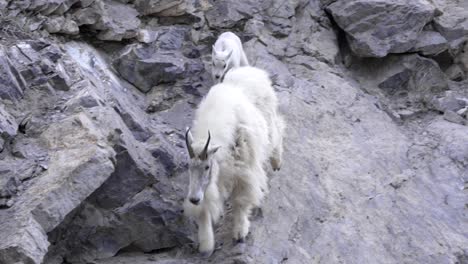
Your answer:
(0, 0), (467, 263)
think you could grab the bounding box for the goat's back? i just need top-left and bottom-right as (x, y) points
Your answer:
(191, 84), (269, 165)
(215, 32), (243, 50)
(223, 66), (278, 108)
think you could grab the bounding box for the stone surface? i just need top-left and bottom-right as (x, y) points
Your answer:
(134, 0), (184, 15)
(0, 105), (18, 143)
(431, 91), (468, 113)
(350, 54), (449, 114)
(113, 30), (204, 93)
(114, 47), (186, 92)
(205, 2), (248, 29)
(445, 64), (465, 81)
(443, 110), (467, 125)
(457, 107), (468, 119)
(410, 30), (448, 56)
(92, 0), (141, 41)
(433, 1), (468, 48)
(0, 47), (25, 101)
(0, 0), (467, 264)
(326, 0), (435, 57)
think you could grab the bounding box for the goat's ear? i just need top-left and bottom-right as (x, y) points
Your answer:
(212, 45), (218, 55)
(226, 49), (233, 59)
(208, 146), (220, 156)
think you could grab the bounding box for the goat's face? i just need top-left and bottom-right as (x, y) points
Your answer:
(185, 129), (220, 205)
(212, 46), (233, 83)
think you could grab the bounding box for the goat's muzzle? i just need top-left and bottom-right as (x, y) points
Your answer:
(189, 197), (200, 205)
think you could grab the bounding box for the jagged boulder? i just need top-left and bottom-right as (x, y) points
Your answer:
(410, 31), (448, 56)
(326, 0), (435, 57)
(113, 27), (204, 92)
(433, 2), (468, 51)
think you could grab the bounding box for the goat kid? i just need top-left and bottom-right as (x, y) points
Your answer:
(212, 32), (249, 83)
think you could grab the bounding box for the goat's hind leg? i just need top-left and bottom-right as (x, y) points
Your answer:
(270, 114), (285, 171)
(232, 194), (253, 243)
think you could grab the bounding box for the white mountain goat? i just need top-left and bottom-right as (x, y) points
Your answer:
(223, 66), (285, 171)
(212, 32), (249, 83)
(183, 83), (270, 256)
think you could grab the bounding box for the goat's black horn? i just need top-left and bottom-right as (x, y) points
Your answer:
(185, 127), (195, 159)
(200, 131), (211, 160)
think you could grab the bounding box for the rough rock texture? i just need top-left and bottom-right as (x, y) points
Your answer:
(0, 0), (467, 264)
(326, 0), (436, 57)
(409, 31), (448, 56)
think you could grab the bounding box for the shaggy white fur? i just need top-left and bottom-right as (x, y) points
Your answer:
(184, 83), (269, 256)
(223, 66), (285, 170)
(212, 32), (249, 83)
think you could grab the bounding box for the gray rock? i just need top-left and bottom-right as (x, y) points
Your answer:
(429, 119), (468, 165)
(265, 2), (294, 37)
(73, 7), (100, 26)
(60, 18), (79, 35)
(0, 174), (21, 198)
(134, 0), (184, 15)
(0, 157), (38, 182)
(61, 0), (141, 41)
(136, 29), (160, 43)
(114, 49), (185, 92)
(433, 3), (468, 45)
(44, 16), (65, 33)
(65, 87), (101, 110)
(457, 107), (468, 119)
(431, 91), (468, 113)
(146, 89), (183, 113)
(445, 64), (465, 81)
(113, 41), (203, 93)
(0, 47), (25, 101)
(454, 42), (468, 72)
(28, 0), (79, 15)
(410, 31), (448, 56)
(0, 105), (18, 141)
(49, 72), (72, 91)
(0, 0), (7, 10)
(11, 135), (48, 160)
(353, 54), (449, 111)
(326, 0), (435, 57)
(0, 112), (116, 264)
(443, 110), (467, 125)
(205, 1), (256, 29)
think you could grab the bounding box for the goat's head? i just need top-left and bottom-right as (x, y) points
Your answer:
(185, 128), (220, 206)
(212, 46), (233, 83)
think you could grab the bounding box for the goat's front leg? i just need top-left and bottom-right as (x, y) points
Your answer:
(197, 209), (215, 257)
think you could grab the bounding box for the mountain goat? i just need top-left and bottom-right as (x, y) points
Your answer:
(183, 83), (270, 257)
(212, 32), (249, 83)
(223, 66), (285, 171)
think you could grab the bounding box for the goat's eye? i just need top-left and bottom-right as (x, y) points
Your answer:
(205, 165), (210, 170)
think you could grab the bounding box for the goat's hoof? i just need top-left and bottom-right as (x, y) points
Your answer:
(270, 157), (282, 171)
(200, 250), (213, 258)
(272, 164), (281, 171)
(235, 237), (246, 244)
